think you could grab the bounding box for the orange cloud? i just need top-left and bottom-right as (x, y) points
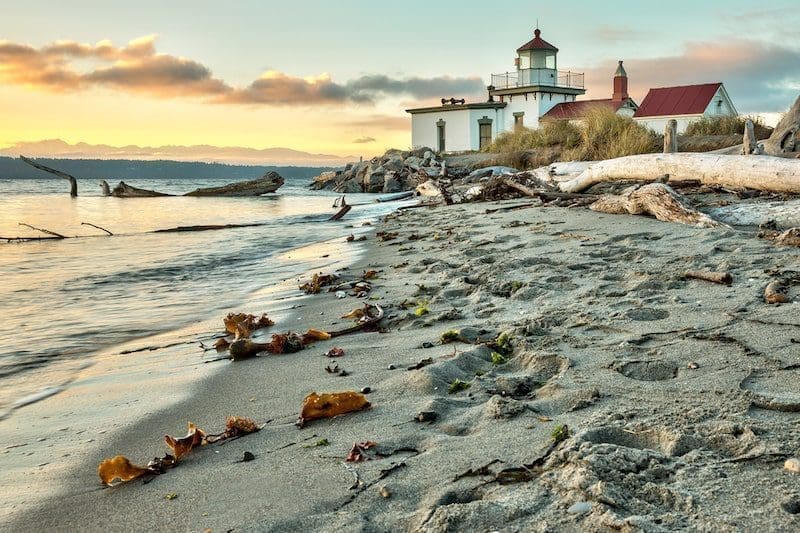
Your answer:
(583, 39), (800, 112)
(0, 35), (484, 106)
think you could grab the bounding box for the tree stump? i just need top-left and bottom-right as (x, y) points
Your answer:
(664, 119), (678, 153)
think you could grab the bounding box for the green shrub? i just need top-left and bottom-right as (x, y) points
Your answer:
(448, 379), (471, 394)
(685, 115), (771, 138)
(551, 424), (570, 443)
(440, 330), (460, 343)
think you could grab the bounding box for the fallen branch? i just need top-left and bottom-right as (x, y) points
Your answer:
(19, 155), (78, 197)
(559, 153), (800, 194)
(18, 223), (66, 239)
(589, 183), (726, 228)
(329, 304), (384, 337)
(81, 222), (113, 236)
(329, 198), (352, 221)
(685, 271), (733, 285)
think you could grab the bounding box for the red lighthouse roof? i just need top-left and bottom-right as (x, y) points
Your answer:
(517, 29), (559, 53)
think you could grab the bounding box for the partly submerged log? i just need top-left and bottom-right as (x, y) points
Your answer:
(100, 180), (111, 196)
(111, 181), (173, 197)
(19, 155), (78, 197)
(763, 94), (800, 156)
(559, 153), (800, 194)
(589, 183), (725, 228)
(184, 171), (284, 197)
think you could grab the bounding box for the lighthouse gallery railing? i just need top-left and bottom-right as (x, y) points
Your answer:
(491, 69), (584, 90)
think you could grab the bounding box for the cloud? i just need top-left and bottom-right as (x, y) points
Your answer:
(352, 136), (376, 144)
(582, 38), (800, 113)
(0, 35), (484, 106)
(343, 115), (410, 131)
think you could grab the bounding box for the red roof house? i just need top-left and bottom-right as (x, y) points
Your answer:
(633, 83), (737, 132)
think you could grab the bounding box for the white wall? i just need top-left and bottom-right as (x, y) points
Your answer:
(410, 108), (475, 152)
(635, 115), (702, 134)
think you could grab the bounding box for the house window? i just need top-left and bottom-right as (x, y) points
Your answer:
(513, 112), (525, 131)
(436, 119), (446, 152)
(478, 117), (493, 150)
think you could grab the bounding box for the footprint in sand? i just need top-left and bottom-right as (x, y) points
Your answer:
(741, 369), (800, 413)
(611, 360), (679, 381)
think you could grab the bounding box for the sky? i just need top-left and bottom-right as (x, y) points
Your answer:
(1, 0), (798, 163)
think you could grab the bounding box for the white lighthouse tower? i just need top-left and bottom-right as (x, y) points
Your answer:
(489, 28), (586, 131)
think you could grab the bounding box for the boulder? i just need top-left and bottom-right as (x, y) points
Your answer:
(382, 156), (405, 173)
(335, 179), (363, 194)
(404, 156), (424, 171)
(364, 169), (385, 193)
(383, 172), (403, 193)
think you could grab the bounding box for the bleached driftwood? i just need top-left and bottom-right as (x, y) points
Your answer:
(20, 155), (78, 197)
(100, 180), (111, 196)
(709, 199), (800, 228)
(112, 181), (173, 197)
(763, 95), (799, 156)
(589, 183), (725, 228)
(664, 120), (678, 154)
(743, 119), (761, 155)
(559, 153), (800, 194)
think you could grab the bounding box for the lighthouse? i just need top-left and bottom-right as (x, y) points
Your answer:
(406, 27), (586, 152)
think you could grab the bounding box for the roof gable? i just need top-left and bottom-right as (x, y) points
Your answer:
(633, 83), (723, 118)
(517, 29), (558, 53)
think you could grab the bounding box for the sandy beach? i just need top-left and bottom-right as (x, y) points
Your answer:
(4, 198), (800, 532)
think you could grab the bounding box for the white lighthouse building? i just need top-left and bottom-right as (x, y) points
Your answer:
(406, 28), (586, 152)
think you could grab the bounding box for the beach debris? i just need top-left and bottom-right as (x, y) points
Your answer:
(414, 299), (430, 317)
(377, 231), (399, 242)
(329, 198), (351, 221)
(783, 499), (800, 515)
(342, 308), (366, 320)
(328, 304), (384, 337)
(379, 486), (391, 498)
(19, 155), (79, 197)
(184, 172), (284, 197)
(165, 422), (206, 461)
(448, 379), (471, 394)
(336, 291), (347, 299)
(491, 352), (507, 365)
(685, 270), (733, 285)
(98, 416), (260, 486)
(300, 273), (339, 294)
(346, 234), (355, 242)
(567, 501), (592, 515)
(214, 337), (231, 351)
(240, 451), (255, 462)
(784, 458), (800, 474)
(325, 347), (345, 358)
(267, 333), (305, 354)
(363, 269), (379, 280)
(416, 411), (438, 423)
(687, 361), (700, 370)
(302, 329), (332, 344)
(765, 281), (790, 304)
(303, 438), (330, 448)
(325, 362), (348, 376)
(346, 441), (378, 462)
(440, 330), (460, 343)
(165, 492), (178, 500)
(98, 456), (153, 486)
(360, 387), (372, 394)
(224, 313), (274, 338)
(298, 391), (371, 427)
(589, 183), (725, 228)
(408, 357), (434, 371)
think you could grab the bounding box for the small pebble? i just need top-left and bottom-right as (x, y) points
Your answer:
(567, 501), (592, 515)
(416, 411), (438, 423)
(422, 342), (434, 349)
(387, 364), (396, 370)
(687, 362), (699, 369)
(242, 451), (255, 462)
(360, 387), (372, 394)
(784, 458), (800, 473)
(335, 291), (347, 299)
(782, 498), (800, 514)
(379, 486), (391, 498)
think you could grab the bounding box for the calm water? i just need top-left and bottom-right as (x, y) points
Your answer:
(0, 177), (402, 414)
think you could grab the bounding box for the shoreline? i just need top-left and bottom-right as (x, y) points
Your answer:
(6, 199), (800, 531)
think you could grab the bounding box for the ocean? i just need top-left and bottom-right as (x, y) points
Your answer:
(0, 176), (404, 419)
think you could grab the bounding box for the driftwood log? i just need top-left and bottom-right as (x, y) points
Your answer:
(184, 172), (284, 197)
(19, 156), (78, 197)
(763, 95), (800, 156)
(112, 181), (173, 197)
(559, 153), (800, 194)
(589, 183), (724, 228)
(100, 180), (111, 196)
(664, 120), (678, 154)
(685, 271), (733, 285)
(743, 119), (761, 155)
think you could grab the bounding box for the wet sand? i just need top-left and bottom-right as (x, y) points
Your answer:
(5, 200), (800, 532)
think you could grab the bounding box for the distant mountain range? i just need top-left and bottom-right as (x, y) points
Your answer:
(0, 156), (330, 181)
(0, 139), (354, 167)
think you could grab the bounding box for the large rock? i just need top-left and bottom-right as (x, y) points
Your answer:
(335, 179), (362, 193)
(404, 156), (424, 171)
(383, 172), (403, 193)
(364, 169), (385, 193)
(382, 156), (405, 173)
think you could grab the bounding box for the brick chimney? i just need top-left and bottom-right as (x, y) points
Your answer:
(612, 60), (628, 102)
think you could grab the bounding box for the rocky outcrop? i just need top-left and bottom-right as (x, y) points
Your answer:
(309, 148), (475, 194)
